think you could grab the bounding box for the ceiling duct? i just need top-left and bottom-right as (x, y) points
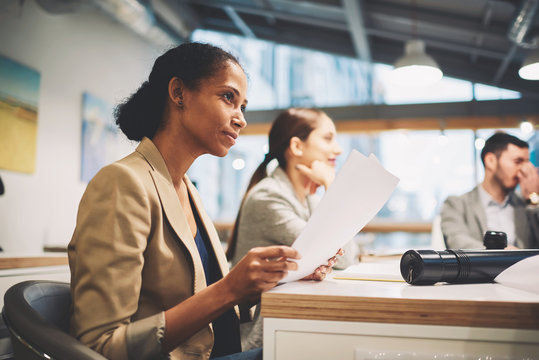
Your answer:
(36, 0), (182, 48)
(506, 0), (539, 80)
(93, 0), (180, 48)
(508, 0), (539, 49)
(35, 0), (94, 13)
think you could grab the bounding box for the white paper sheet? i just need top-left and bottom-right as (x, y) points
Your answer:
(281, 150), (400, 282)
(494, 254), (539, 295)
(334, 261), (404, 282)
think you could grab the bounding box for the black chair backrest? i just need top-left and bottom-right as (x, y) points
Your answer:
(2, 280), (107, 360)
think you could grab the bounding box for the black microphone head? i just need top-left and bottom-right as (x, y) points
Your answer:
(400, 250), (438, 285)
(0, 176), (4, 196)
(483, 231), (507, 249)
(400, 249), (460, 285)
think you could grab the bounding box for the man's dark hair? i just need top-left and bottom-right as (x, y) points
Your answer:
(480, 132), (529, 166)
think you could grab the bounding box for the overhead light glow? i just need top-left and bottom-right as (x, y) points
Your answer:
(391, 39), (443, 87)
(519, 50), (539, 80)
(232, 158), (245, 170)
(475, 138), (485, 150)
(520, 121), (534, 135)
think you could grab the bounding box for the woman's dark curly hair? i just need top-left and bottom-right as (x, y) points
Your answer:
(115, 42), (242, 141)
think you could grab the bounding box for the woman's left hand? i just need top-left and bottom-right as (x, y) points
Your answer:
(301, 248), (345, 281)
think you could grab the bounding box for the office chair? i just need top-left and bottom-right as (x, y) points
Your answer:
(2, 280), (107, 360)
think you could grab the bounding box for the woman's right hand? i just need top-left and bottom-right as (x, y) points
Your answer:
(222, 246), (300, 304)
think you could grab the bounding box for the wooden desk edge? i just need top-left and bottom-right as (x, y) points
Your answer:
(261, 292), (539, 330)
(0, 256), (68, 270)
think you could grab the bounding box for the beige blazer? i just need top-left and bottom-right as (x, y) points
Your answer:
(69, 137), (236, 360)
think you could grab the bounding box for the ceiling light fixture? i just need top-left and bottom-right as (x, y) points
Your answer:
(519, 49), (539, 80)
(391, 39), (443, 87)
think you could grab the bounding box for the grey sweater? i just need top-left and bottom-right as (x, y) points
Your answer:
(232, 167), (318, 264)
(231, 166), (356, 350)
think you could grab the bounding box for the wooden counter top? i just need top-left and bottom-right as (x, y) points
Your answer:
(261, 268), (539, 330)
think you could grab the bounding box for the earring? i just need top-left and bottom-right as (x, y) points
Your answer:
(177, 92), (183, 107)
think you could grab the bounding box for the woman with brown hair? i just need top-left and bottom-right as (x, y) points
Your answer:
(227, 108), (353, 350)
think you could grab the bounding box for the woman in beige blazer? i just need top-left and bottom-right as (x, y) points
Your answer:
(68, 43), (333, 360)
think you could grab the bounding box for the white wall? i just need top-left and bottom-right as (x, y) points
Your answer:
(0, 1), (164, 253)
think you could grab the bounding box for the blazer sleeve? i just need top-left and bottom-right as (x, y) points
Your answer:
(440, 195), (484, 249)
(69, 163), (167, 360)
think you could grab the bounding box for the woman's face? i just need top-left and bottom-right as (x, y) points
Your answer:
(299, 115), (342, 167)
(181, 61), (248, 157)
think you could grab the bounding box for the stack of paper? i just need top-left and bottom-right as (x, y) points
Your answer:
(281, 150), (399, 283)
(495, 254), (539, 295)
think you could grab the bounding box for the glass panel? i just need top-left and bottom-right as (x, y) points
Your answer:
(190, 129), (478, 224)
(337, 130), (477, 221)
(191, 29), (520, 107)
(191, 29), (372, 109)
(189, 135), (268, 221)
(474, 83), (521, 101)
(189, 128), (535, 251)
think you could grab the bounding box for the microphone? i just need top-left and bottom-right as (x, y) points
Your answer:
(483, 230), (507, 249)
(400, 249), (539, 285)
(0, 176), (4, 196)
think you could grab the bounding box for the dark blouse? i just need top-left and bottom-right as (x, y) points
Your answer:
(190, 197), (241, 358)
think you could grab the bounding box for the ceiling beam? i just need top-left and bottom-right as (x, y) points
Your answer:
(196, 3), (512, 62)
(243, 98), (539, 125)
(366, 2), (509, 43)
(367, 28), (507, 60)
(492, 43), (518, 84)
(342, 0), (371, 62)
(223, 5), (256, 38)
(471, 1), (494, 63)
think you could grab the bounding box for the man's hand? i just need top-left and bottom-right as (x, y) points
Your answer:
(518, 162), (539, 199)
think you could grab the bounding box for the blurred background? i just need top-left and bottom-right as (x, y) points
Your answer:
(1, 0), (538, 255)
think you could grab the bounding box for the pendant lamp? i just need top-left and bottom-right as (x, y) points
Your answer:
(391, 39), (443, 87)
(519, 49), (539, 80)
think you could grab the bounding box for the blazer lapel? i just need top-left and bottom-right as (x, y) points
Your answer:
(136, 138), (207, 293)
(471, 186), (487, 235)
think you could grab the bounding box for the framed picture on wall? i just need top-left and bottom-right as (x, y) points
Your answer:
(0, 55), (40, 174)
(80, 92), (127, 183)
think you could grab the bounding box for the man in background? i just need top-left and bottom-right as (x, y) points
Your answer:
(441, 132), (539, 249)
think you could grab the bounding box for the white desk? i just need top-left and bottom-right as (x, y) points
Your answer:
(261, 263), (539, 360)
